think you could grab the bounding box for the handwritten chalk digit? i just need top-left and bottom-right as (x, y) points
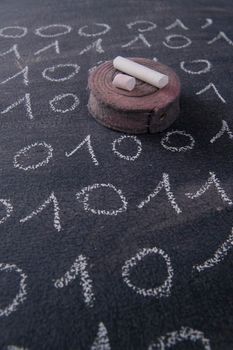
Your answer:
(165, 19), (189, 30)
(49, 93), (79, 113)
(78, 23), (110, 37)
(0, 26), (27, 38)
(112, 135), (142, 161)
(65, 135), (99, 166)
(91, 322), (111, 350)
(34, 40), (60, 56)
(0, 66), (28, 86)
(161, 130), (195, 152)
(207, 31), (233, 46)
(148, 327), (211, 350)
(20, 192), (61, 232)
(35, 24), (72, 37)
(196, 83), (226, 103)
(122, 33), (151, 48)
(201, 18), (213, 29)
(112, 73), (136, 91)
(163, 34), (192, 49)
(1, 93), (34, 119)
(42, 63), (80, 82)
(14, 141), (53, 171)
(185, 171), (232, 205)
(180, 59), (212, 75)
(127, 20), (157, 33)
(138, 173), (182, 214)
(193, 228), (233, 273)
(79, 38), (104, 55)
(0, 263), (27, 317)
(0, 199), (13, 224)
(122, 247), (174, 298)
(54, 255), (95, 307)
(210, 120), (233, 144)
(76, 183), (128, 216)
(0, 44), (20, 60)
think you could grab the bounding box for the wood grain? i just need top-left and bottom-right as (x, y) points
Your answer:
(88, 58), (181, 134)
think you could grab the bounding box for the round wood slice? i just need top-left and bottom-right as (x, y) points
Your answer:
(88, 58), (181, 134)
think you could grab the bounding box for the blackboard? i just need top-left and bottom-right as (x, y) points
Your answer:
(0, 0), (233, 349)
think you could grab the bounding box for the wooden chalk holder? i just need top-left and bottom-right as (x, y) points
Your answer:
(88, 58), (181, 134)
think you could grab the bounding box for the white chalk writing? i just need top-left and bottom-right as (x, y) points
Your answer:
(0, 263), (27, 317)
(91, 322), (111, 350)
(193, 228), (233, 273)
(112, 135), (142, 161)
(54, 255), (95, 307)
(122, 247), (174, 298)
(49, 93), (80, 113)
(148, 326), (211, 349)
(65, 135), (99, 165)
(20, 192), (61, 232)
(165, 19), (189, 31)
(161, 130), (195, 152)
(34, 40), (60, 56)
(79, 39), (104, 55)
(42, 63), (80, 82)
(208, 31), (233, 46)
(122, 34), (151, 48)
(196, 83), (226, 103)
(163, 34), (192, 49)
(210, 120), (233, 144)
(127, 20), (157, 33)
(78, 23), (110, 37)
(138, 173), (182, 214)
(0, 199), (13, 225)
(201, 18), (213, 29)
(35, 24), (72, 37)
(1, 93), (34, 119)
(76, 183), (128, 216)
(185, 171), (232, 205)
(0, 26), (27, 38)
(0, 44), (20, 60)
(180, 59), (211, 74)
(14, 141), (53, 171)
(0, 66), (28, 86)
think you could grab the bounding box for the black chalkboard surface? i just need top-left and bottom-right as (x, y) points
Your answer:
(0, 0), (233, 349)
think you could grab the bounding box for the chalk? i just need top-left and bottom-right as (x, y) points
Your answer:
(13, 141), (53, 171)
(91, 322), (111, 350)
(148, 327), (211, 350)
(193, 228), (233, 273)
(112, 135), (142, 161)
(196, 82), (226, 103)
(185, 171), (232, 205)
(76, 183), (128, 216)
(122, 246), (174, 298)
(210, 120), (233, 144)
(113, 56), (168, 89)
(54, 255), (95, 308)
(137, 173), (182, 214)
(0, 263), (27, 317)
(112, 73), (136, 91)
(65, 135), (99, 166)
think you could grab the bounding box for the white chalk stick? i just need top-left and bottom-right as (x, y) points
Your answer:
(112, 73), (136, 91)
(113, 56), (169, 89)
